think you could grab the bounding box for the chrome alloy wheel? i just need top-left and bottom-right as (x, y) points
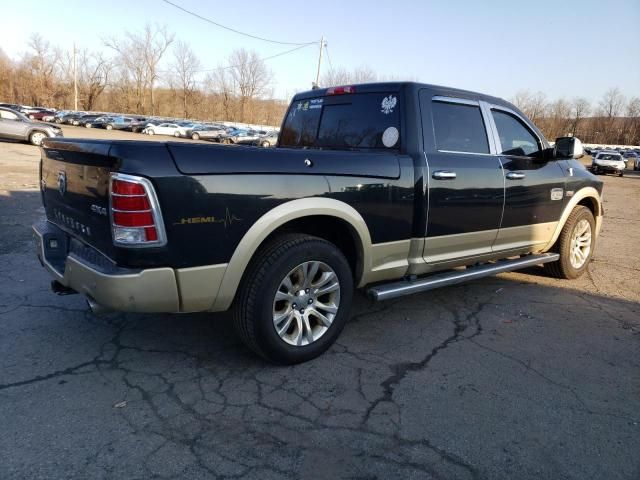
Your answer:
(570, 218), (592, 269)
(272, 261), (341, 346)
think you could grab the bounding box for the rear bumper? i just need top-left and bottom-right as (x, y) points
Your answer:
(33, 220), (180, 313)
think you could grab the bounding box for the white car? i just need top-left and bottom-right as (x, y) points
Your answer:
(591, 151), (626, 177)
(145, 123), (183, 137)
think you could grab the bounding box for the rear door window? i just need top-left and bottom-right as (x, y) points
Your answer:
(431, 101), (489, 154)
(280, 93), (400, 150)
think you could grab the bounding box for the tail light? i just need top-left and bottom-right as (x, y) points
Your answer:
(109, 173), (167, 247)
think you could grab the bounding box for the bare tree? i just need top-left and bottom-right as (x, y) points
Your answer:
(227, 49), (272, 122)
(600, 87), (625, 118)
(105, 24), (174, 114)
(512, 90), (547, 123)
(76, 49), (111, 111)
(321, 66), (377, 87)
(23, 34), (61, 106)
(570, 97), (591, 137)
(207, 68), (235, 121)
(172, 40), (201, 118)
(599, 88), (626, 142)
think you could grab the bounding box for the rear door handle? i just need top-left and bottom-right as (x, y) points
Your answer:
(506, 171), (526, 180)
(432, 170), (457, 180)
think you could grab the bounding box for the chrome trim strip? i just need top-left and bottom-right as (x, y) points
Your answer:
(111, 192), (147, 198)
(368, 253), (560, 301)
(432, 95), (479, 106)
(111, 208), (152, 213)
(109, 173), (167, 248)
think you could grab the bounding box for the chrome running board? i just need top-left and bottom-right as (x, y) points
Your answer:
(367, 253), (560, 301)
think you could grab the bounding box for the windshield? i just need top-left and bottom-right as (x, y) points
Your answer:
(280, 92), (401, 150)
(597, 154), (622, 161)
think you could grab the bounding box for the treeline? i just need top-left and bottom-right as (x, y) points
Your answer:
(512, 89), (640, 145)
(0, 26), (288, 125)
(0, 26), (639, 142)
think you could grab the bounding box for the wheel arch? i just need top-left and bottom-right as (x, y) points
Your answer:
(212, 198), (373, 311)
(542, 186), (602, 252)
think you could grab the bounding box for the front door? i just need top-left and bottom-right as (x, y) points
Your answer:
(420, 94), (505, 263)
(488, 107), (566, 251)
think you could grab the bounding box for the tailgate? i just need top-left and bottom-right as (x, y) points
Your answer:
(40, 139), (116, 257)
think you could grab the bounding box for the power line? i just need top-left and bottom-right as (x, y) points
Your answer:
(161, 0), (317, 46)
(324, 43), (334, 72)
(158, 43), (314, 74)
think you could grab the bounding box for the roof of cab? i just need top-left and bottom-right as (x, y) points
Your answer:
(292, 81), (512, 108)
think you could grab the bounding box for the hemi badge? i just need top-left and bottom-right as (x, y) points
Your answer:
(550, 188), (563, 201)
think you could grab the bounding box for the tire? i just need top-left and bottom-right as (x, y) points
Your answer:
(262, 141), (270, 148)
(192, 133), (200, 140)
(233, 234), (354, 364)
(174, 131), (180, 137)
(106, 124), (113, 130)
(85, 123), (92, 128)
(544, 206), (595, 280)
(619, 171), (624, 177)
(147, 129), (154, 136)
(29, 131), (47, 146)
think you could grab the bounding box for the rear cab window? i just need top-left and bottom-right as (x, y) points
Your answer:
(280, 91), (401, 151)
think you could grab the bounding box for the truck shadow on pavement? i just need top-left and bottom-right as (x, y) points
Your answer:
(1, 188), (639, 480)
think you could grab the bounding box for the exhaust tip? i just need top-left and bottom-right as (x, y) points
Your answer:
(86, 297), (112, 315)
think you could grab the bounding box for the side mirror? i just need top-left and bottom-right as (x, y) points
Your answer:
(554, 136), (584, 159)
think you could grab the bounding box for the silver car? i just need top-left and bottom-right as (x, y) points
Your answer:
(0, 107), (63, 146)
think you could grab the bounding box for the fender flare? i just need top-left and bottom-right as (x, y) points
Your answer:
(212, 197), (373, 311)
(541, 186), (602, 252)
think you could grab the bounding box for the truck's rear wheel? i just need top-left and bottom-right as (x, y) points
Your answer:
(233, 234), (353, 364)
(544, 206), (595, 279)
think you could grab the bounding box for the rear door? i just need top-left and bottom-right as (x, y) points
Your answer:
(420, 93), (504, 263)
(0, 109), (29, 139)
(487, 106), (566, 251)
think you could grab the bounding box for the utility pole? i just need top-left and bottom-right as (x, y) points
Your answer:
(314, 35), (325, 88)
(73, 43), (78, 110)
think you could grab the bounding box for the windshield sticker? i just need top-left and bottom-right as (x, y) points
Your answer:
(310, 98), (323, 105)
(382, 126), (399, 148)
(381, 95), (397, 115)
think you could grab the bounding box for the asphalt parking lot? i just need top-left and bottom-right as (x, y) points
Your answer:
(0, 128), (639, 479)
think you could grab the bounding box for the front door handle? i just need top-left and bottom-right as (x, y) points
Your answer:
(506, 171), (526, 180)
(432, 170), (457, 180)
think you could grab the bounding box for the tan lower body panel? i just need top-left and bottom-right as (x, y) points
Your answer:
(63, 256), (180, 313)
(175, 264), (228, 312)
(423, 229), (498, 263)
(492, 222), (558, 252)
(363, 239), (412, 284)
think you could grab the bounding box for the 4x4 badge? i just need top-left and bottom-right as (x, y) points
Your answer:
(57, 171), (67, 196)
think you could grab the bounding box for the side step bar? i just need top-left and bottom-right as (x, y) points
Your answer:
(367, 253), (560, 301)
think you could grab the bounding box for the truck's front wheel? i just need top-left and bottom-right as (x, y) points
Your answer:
(233, 234), (353, 364)
(544, 206), (595, 279)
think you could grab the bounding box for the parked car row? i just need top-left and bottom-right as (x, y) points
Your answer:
(587, 147), (640, 173)
(12, 106), (282, 147)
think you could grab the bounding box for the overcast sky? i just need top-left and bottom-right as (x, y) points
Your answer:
(3, 0), (639, 102)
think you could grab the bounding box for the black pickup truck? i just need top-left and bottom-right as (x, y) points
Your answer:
(33, 82), (603, 364)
